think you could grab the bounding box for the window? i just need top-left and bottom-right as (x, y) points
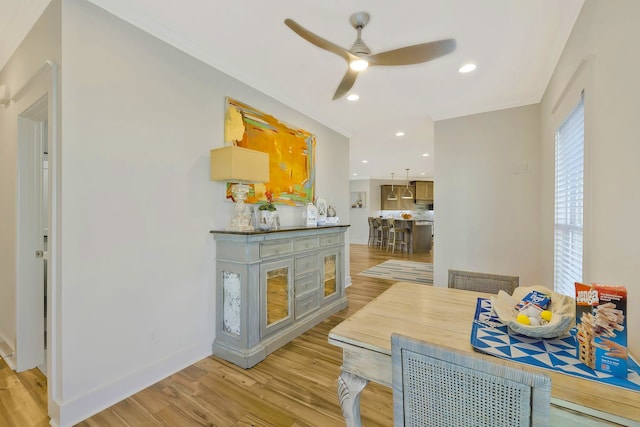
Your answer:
(554, 94), (584, 297)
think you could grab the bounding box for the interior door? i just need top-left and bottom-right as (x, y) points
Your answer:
(16, 96), (48, 373)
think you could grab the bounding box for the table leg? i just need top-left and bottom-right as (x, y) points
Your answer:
(337, 371), (368, 427)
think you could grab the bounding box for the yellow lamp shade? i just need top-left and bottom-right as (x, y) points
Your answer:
(210, 145), (269, 183)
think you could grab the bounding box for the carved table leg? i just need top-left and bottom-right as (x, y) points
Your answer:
(337, 371), (369, 427)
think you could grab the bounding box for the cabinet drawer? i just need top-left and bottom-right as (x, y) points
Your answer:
(295, 272), (319, 295)
(294, 237), (319, 251)
(260, 240), (293, 258)
(295, 254), (318, 276)
(320, 233), (342, 247)
(295, 292), (319, 319)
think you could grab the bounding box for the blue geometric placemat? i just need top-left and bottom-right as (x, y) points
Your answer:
(470, 297), (640, 392)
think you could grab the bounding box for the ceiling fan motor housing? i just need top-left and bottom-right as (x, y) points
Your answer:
(350, 38), (371, 56)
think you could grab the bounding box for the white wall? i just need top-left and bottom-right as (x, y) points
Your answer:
(539, 0), (640, 356)
(434, 105), (541, 287)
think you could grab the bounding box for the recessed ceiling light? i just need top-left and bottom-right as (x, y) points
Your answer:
(420, 172), (426, 175)
(422, 153), (430, 157)
(362, 160), (368, 163)
(347, 94), (360, 101)
(396, 131), (405, 137)
(352, 173), (357, 176)
(459, 63), (477, 73)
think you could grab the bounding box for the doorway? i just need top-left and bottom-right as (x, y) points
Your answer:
(16, 95), (48, 375)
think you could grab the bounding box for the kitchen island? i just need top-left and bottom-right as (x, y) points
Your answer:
(380, 218), (432, 253)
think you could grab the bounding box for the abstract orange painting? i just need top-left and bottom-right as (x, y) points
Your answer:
(224, 97), (316, 207)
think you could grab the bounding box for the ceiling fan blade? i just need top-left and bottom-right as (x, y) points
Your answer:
(367, 39), (456, 66)
(333, 69), (359, 100)
(284, 19), (358, 64)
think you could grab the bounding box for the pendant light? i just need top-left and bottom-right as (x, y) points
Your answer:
(401, 168), (414, 199)
(387, 172), (398, 200)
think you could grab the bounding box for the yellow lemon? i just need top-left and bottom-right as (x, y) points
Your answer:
(540, 310), (552, 322)
(516, 313), (531, 325)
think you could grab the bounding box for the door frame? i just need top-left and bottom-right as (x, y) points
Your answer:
(16, 96), (48, 372)
(12, 60), (60, 421)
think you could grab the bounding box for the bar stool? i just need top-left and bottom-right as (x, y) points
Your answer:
(387, 219), (408, 254)
(374, 218), (386, 249)
(367, 217), (376, 246)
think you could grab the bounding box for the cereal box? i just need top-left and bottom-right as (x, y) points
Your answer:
(575, 282), (627, 378)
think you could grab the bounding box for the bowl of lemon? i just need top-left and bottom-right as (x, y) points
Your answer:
(491, 285), (575, 339)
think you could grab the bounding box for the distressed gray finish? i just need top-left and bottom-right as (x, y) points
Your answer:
(447, 269), (519, 294)
(391, 333), (552, 426)
(211, 225), (349, 368)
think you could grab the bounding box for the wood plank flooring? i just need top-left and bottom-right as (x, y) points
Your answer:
(0, 356), (49, 426)
(0, 244), (432, 426)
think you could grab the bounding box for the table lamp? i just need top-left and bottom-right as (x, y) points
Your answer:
(210, 145), (270, 231)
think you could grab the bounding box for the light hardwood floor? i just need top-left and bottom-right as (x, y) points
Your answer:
(0, 244), (432, 426)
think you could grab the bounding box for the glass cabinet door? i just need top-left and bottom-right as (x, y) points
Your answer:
(261, 259), (294, 337)
(323, 253), (337, 298)
(267, 266), (289, 324)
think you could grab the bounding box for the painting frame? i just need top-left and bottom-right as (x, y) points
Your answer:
(351, 192), (366, 209)
(224, 97), (316, 207)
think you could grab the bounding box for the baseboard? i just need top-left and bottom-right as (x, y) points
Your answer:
(0, 339), (16, 370)
(55, 338), (212, 427)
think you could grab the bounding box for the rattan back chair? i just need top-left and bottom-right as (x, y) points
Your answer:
(448, 269), (519, 294)
(392, 333), (551, 427)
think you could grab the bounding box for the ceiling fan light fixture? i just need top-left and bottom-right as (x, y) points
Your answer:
(350, 59), (369, 71)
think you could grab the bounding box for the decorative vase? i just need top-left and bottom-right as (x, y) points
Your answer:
(259, 210), (278, 230)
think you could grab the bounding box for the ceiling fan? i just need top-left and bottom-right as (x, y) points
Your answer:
(284, 12), (456, 100)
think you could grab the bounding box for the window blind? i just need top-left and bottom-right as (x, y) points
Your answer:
(554, 94), (584, 297)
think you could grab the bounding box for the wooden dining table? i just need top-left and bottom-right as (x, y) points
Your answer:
(328, 282), (640, 426)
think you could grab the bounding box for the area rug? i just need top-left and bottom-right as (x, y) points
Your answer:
(358, 260), (433, 285)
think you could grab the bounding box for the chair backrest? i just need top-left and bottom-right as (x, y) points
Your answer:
(448, 269), (519, 294)
(391, 333), (551, 427)
(368, 216), (375, 228)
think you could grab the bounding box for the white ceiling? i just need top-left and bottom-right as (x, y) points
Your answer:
(1, 0), (584, 181)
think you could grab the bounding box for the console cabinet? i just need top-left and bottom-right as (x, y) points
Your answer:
(210, 225), (349, 368)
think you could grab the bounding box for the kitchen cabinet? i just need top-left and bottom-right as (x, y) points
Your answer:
(210, 225), (348, 368)
(415, 181), (434, 201)
(381, 185), (416, 210)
